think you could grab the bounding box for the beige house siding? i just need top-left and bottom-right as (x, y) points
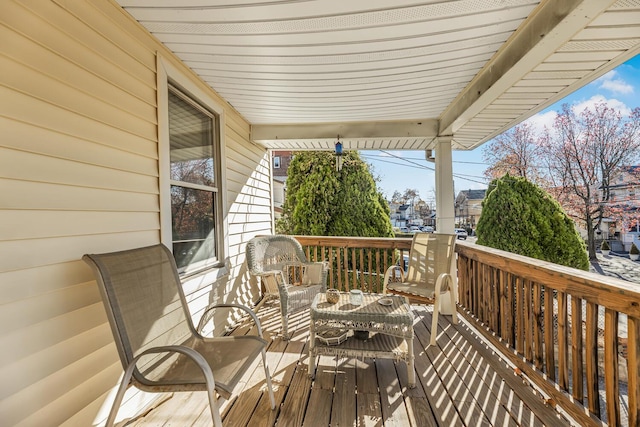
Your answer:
(1, 1), (272, 426)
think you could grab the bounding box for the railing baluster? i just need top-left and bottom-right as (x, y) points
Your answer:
(336, 247), (343, 291)
(585, 301), (599, 418)
(507, 273), (515, 346)
(533, 282), (543, 370)
(524, 280), (533, 362)
(571, 296), (584, 402)
(544, 287), (556, 381)
(558, 291), (569, 391)
(350, 248), (360, 289)
(375, 249), (381, 293)
(628, 315), (640, 427)
(515, 277), (524, 355)
(492, 267), (499, 333)
(499, 270), (508, 341)
(604, 308), (620, 426)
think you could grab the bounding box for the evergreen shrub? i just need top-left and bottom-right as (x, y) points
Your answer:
(476, 175), (589, 270)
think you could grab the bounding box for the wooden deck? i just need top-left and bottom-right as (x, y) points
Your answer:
(124, 301), (573, 426)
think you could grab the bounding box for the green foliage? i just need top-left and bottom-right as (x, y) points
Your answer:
(601, 240), (610, 251)
(276, 151), (393, 238)
(631, 243), (639, 255)
(476, 175), (589, 270)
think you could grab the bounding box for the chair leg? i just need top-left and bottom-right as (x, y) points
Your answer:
(450, 287), (459, 325)
(281, 313), (290, 340)
(105, 369), (134, 427)
(206, 389), (224, 427)
(261, 349), (276, 409)
(430, 297), (439, 347)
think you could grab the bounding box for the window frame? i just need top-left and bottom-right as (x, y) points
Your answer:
(157, 56), (229, 277)
(273, 156), (281, 169)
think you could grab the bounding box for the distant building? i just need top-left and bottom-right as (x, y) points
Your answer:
(602, 165), (640, 250)
(271, 151), (294, 220)
(455, 189), (487, 228)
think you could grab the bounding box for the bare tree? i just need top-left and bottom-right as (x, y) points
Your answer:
(541, 103), (640, 259)
(391, 190), (403, 204)
(482, 123), (545, 184)
(403, 188), (419, 219)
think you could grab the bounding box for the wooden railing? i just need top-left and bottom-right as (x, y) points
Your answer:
(294, 235), (412, 293)
(455, 241), (640, 427)
(294, 235), (640, 427)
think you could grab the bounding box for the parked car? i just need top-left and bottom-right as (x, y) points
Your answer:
(421, 226), (434, 233)
(454, 228), (468, 239)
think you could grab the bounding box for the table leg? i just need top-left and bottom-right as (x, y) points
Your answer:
(308, 321), (316, 378)
(408, 336), (416, 388)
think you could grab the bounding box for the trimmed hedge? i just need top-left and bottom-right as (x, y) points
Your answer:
(476, 175), (589, 271)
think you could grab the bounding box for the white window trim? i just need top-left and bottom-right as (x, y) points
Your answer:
(157, 55), (229, 277)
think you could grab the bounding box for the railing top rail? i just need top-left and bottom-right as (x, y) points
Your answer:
(455, 240), (640, 317)
(294, 235), (412, 250)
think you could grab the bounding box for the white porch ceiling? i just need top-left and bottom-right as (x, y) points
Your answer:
(117, 0), (640, 151)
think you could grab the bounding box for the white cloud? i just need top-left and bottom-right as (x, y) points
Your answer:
(525, 110), (557, 133)
(572, 95), (632, 116)
(595, 70), (634, 95)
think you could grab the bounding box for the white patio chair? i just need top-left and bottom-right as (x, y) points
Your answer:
(383, 233), (458, 346)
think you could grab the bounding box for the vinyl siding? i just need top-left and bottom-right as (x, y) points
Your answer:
(0, 1), (273, 425)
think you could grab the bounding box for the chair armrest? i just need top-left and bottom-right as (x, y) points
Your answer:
(197, 303), (265, 338)
(382, 265), (405, 294)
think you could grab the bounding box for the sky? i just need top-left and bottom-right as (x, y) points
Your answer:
(363, 55), (640, 204)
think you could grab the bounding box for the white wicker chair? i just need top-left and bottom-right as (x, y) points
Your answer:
(246, 235), (327, 339)
(382, 233), (458, 346)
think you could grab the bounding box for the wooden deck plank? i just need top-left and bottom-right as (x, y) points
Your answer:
(375, 358), (412, 426)
(414, 307), (493, 426)
(432, 308), (538, 427)
(246, 338), (306, 427)
(303, 388), (332, 426)
(410, 313), (466, 427)
(332, 358), (358, 426)
(448, 314), (571, 427)
(125, 303), (578, 427)
(276, 363), (313, 427)
(357, 392), (384, 427)
(355, 358), (379, 394)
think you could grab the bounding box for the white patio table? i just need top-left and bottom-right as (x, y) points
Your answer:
(308, 292), (415, 388)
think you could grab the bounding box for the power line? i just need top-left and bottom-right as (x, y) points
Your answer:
(363, 152), (489, 165)
(367, 151), (490, 186)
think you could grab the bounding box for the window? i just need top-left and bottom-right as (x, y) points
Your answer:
(168, 85), (221, 273)
(273, 156), (281, 169)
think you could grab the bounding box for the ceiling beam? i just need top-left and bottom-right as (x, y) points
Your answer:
(439, 0), (615, 137)
(251, 119), (439, 143)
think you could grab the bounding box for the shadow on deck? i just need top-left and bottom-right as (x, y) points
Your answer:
(125, 302), (573, 426)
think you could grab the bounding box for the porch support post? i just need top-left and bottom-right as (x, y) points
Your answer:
(435, 136), (455, 234)
(435, 136), (456, 315)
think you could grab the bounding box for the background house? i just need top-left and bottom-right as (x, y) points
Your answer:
(455, 189), (487, 229)
(271, 151), (293, 221)
(604, 165), (640, 251)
